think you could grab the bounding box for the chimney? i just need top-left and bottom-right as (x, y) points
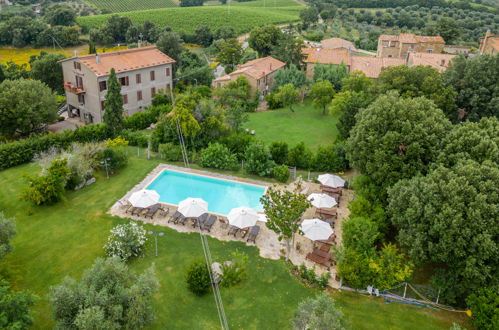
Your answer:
(96, 53), (100, 64)
(74, 50), (78, 57)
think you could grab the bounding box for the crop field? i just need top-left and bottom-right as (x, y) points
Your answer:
(83, 0), (178, 13)
(77, 0), (303, 34)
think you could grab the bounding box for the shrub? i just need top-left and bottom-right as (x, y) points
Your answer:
(273, 165), (290, 183)
(200, 143), (239, 170)
(104, 222), (147, 262)
(104, 136), (129, 147)
(313, 142), (349, 172)
(186, 260), (212, 296)
(219, 132), (254, 160)
(269, 141), (288, 165)
(220, 251), (249, 288)
(158, 143), (183, 161)
(466, 287), (499, 330)
(98, 147), (128, 173)
(22, 158), (70, 205)
(244, 142), (275, 177)
(265, 92), (283, 109)
(318, 272), (331, 289)
(287, 142), (313, 169)
(120, 129), (149, 147)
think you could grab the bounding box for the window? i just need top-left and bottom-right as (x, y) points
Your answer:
(165, 67), (170, 77)
(99, 81), (107, 92)
(123, 94), (128, 104)
(78, 94), (85, 104)
(137, 90), (143, 101)
(427, 49), (433, 53)
(151, 87), (156, 97)
(136, 73), (141, 84)
(119, 76), (129, 86)
(150, 70), (155, 81)
(73, 62), (81, 70)
(75, 76), (83, 88)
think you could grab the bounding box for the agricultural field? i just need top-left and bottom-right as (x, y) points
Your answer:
(77, 0), (303, 34)
(83, 0), (178, 13)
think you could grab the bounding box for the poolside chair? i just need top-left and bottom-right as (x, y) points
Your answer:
(177, 214), (188, 225)
(130, 207), (144, 216)
(159, 207), (169, 218)
(228, 225), (239, 237)
(193, 213), (209, 228)
(201, 215), (217, 232)
(168, 210), (182, 223)
(143, 204), (161, 219)
(117, 199), (132, 211)
(247, 225), (260, 243)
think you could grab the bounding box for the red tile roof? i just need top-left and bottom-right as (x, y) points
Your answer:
(407, 52), (456, 72)
(350, 56), (405, 78)
(305, 48), (352, 66)
(321, 38), (357, 51)
(214, 56), (286, 82)
(65, 46), (175, 77)
(379, 33), (445, 44)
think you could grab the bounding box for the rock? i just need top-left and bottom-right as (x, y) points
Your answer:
(85, 177), (96, 186)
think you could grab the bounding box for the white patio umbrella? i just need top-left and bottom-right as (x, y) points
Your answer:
(257, 213), (268, 223)
(318, 174), (346, 188)
(178, 198), (208, 218)
(128, 189), (160, 208)
(300, 218), (333, 241)
(228, 207), (259, 228)
(307, 193), (337, 208)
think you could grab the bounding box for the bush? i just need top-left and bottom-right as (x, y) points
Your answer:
(200, 143), (239, 170)
(218, 132), (254, 160)
(318, 272), (331, 289)
(313, 142), (349, 172)
(124, 105), (169, 130)
(22, 158), (70, 205)
(120, 129), (149, 147)
(273, 165), (290, 183)
(269, 141), (289, 165)
(220, 251), (249, 288)
(98, 147), (128, 173)
(186, 260), (212, 296)
(265, 92), (284, 109)
(466, 287), (499, 330)
(287, 142), (313, 169)
(158, 143), (183, 161)
(244, 142), (275, 177)
(104, 222), (147, 262)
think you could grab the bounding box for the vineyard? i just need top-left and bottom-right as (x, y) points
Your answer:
(83, 0), (179, 12)
(78, 0), (303, 34)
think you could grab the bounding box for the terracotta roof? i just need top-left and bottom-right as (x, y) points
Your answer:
(407, 52), (456, 72)
(321, 38), (357, 51)
(350, 56), (405, 78)
(379, 33), (444, 44)
(214, 56), (285, 82)
(305, 48), (352, 66)
(64, 46), (176, 77)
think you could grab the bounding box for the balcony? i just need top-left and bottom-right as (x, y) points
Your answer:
(64, 82), (85, 94)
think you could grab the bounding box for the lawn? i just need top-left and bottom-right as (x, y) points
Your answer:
(0, 151), (470, 329)
(244, 101), (339, 150)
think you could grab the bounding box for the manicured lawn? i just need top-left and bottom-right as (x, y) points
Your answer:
(0, 152), (470, 329)
(244, 101), (339, 150)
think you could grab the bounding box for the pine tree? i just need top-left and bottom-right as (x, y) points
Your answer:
(103, 68), (124, 137)
(88, 40), (96, 54)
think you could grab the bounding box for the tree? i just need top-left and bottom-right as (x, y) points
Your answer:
(50, 257), (159, 329)
(269, 141), (289, 165)
(444, 54), (499, 121)
(270, 34), (305, 67)
(293, 293), (347, 330)
(44, 4), (76, 26)
(341, 216), (379, 254)
(214, 27), (236, 40)
(376, 65), (457, 119)
(388, 160), (499, 303)
(436, 117), (498, 168)
(346, 91), (451, 193)
(216, 38), (243, 69)
(185, 260), (211, 296)
(215, 76), (252, 111)
(260, 185), (311, 260)
(88, 40), (96, 54)
(0, 279), (37, 329)
(435, 17), (461, 44)
(177, 50), (213, 86)
(329, 91), (373, 139)
(466, 288), (499, 330)
(0, 212), (15, 261)
(30, 52), (65, 94)
(0, 65), (4, 83)
(0, 78), (58, 139)
(313, 63), (349, 91)
(103, 68), (124, 137)
(244, 142), (274, 177)
(275, 84), (300, 112)
(194, 25), (213, 47)
(225, 103), (248, 132)
(341, 70), (372, 93)
(309, 79), (335, 115)
(299, 7), (320, 28)
(157, 31), (184, 64)
(248, 25), (284, 57)
(272, 64), (306, 91)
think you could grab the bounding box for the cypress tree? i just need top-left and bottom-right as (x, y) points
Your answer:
(88, 40), (96, 54)
(103, 68), (124, 137)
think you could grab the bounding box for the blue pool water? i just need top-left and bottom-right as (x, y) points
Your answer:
(146, 170), (266, 215)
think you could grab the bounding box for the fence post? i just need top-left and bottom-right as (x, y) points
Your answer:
(403, 282), (407, 298)
(147, 139), (151, 160)
(436, 289), (440, 304)
(307, 171), (310, 181)
(137, 147), (140, 157)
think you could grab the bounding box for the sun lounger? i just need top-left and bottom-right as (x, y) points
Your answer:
(177, 214), (188, 225)
(247, 226), (260, 243)
(131, 207), (144, 216)
(320, 185), (343, 195)
(323, 218), (336, 227)
(143, 204), (161, 219)
(228, 225), (239, 237)
(193, 213), (209, 228)
(317, 234), (336, 245)
(168, 210), (183, 223)
(201, 215), (217, 232)
(117, 199), (132, 211)
(306, 248), (332, 268)
(159, 207), (169, 218)
(316, 208), (337, 219)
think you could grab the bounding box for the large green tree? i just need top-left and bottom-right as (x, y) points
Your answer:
(275, 83), (300, 112)
(248, 25), (283, 57)
(0, 278), (37, 329)
(466, 288), (499, 330)
(216, 38), (243, 70)
(388, 160), (499, 303)
(329, 91), (373, 140)
(346, 91), (451, 193)
(50, 257), (159, 329)
(272, 64), (307, 91)
(444, 54), (499, 121)
(156, 31), (184, 64)
(309, 79), (335, 115)
(270, 34), (305, 68)
(0, 78), (58, 139)
(30, 52), (65, 94)
(0, 212), (15, 261)
(44, 4), (77, 26)
(376, 65), (457, 119)
(293, 293), (347, 330)
(434, 17), (462, 44)
(103, 68), (124, 137)
(313, 64), (349, 91)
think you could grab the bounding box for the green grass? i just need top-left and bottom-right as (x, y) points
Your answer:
(83, 0), (178, 12)
(0, 151), (470, 329)
(244, 101), (339, 150)
(77, 0), (303, 34)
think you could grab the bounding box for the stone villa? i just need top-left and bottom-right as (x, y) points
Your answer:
(60, 46), (175, 124)
(376, 33), (445, 58)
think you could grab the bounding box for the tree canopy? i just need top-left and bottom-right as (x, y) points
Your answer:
(156, 31), (184, 64)
(44, 4), (77, 26)
(0, 212), (15, 261)
(274, 84), (300, 112)
(273, 64), (307, 92)
(293, 293), (347, 330)
(216, 38), (243, 69)
(329, 91), (373, 139)
(309, 79), (335, 115)
(103, 68), (124, 137)
(30, 52), (65, 94)
(313, 64), (349, 91)
(270, 34), (305, 68)
(248, 25), (283, 57)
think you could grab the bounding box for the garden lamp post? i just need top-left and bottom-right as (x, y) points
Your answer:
(148, 231), (164, 257)
(100, 157), (111, 179)
(193, 78), (198, 87)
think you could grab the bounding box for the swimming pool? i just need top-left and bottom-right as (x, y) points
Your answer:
(146, 170), (266, 215)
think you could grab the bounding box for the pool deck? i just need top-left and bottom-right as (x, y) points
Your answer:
(109, 164), (352, 289)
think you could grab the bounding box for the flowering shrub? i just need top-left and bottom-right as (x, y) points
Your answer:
(104, 222), (147, 261)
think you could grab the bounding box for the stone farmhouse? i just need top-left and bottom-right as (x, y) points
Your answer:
(212, 56), (286, 96)
(479, 30), (499, 55)
(60, 46), (175, 124)
(376, 33), (445, 58)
